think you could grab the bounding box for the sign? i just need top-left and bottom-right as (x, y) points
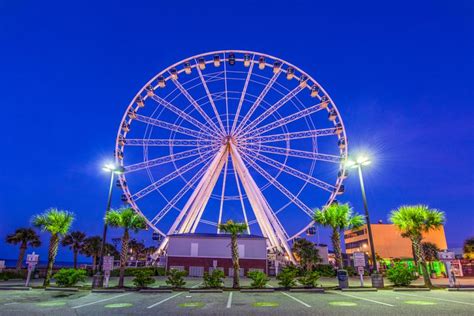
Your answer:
(0, 260), (5, 272)
(103, 256), (114, 272)
(353, 252), (366, 267)
(438, 251), (455, 261)
(25, 252), (39, 287)
(357, 266), (365, 274)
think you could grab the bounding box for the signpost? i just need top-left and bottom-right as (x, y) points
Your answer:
(0, 260), (5, 272)
(25, 252), (39, 287)
(353, 252), (366, 287)
(438, 251), (456, 287)
(102, 256), (114, 288)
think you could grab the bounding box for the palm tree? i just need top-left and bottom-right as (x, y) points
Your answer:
(105, 207), (147, 287)
(6, 228), (41, 272)
(61, 231), (86, 269)
(314, 203), (364, 270)
(32, 208), (75, 286)
(218, 220), (248, 289)
(463, 237), (474, 259)
(389, 204), (445, 287)
(292, 238), (321, 272)
(81, 236), (102, 270)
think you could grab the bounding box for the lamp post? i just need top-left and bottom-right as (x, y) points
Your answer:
(92, 163), (124, 288)
(346, 155), (384, 288)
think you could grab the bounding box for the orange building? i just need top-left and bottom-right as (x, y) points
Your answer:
(344, 224), (448, 259)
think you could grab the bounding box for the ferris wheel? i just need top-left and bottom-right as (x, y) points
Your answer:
(115, 50), (348, 261)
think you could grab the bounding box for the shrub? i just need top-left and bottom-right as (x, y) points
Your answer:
(0, 270), (26, 281)
(203, 269), (224, 288)
(53, 269), (87, 287)
(276, 266), (298, 288)
(247, 270), (270, 288)
(110, 267), (165, 277)
(387, 262), (417, 286)
(298, 270), (320, 288)
(132, 269), (156, 288)
(166, 269), (187, 288)
(313, 264), (336, 277)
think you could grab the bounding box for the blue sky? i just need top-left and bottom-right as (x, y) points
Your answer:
(0, 0), (473, 263)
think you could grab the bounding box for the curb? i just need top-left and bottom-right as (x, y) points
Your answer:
(0, 286), (31, 291)
(447, 288), (474, 292)
(240, 288), (275, 293)
(189, 289), (223, 293)
(45, 287), (79, 292)
(393, 288), (431, 291)
(290, 288), (325, 293)
(92, 289), (126, 293)
(139, 289), (173, 293)
(341, 288), (377, 292)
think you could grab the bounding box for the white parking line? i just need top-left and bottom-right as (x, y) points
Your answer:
(226, 291), (233, 308)
(72, 293), (131, 309)
(147, 292), (183, 309)
(281, 292), (311, 307)
(330, 291), (394, 307)
(191, 282), (202, 288)
(395, 292), (474, 306)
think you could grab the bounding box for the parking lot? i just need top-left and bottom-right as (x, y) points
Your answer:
(0, 287), (473, 315)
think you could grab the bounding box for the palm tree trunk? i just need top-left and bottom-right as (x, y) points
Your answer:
(331, 229), (343, 269)
(231, 234), (240, 288)
(412, 236), (432, 287)
(43, 234), (59, 287)
(119, 229), (130, 288)
(73, 250), (78, 269)
(92, 255), (97, 271)
(16, 243), (27, 272)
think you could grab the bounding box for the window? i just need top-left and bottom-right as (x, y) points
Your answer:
(345, 239), (369, 250)
(238, 244), (245, 258)
(190, 243), (199, 257)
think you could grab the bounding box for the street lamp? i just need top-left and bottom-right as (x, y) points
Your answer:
(346, 155), (384, 287)
(92, 163), (124, 288)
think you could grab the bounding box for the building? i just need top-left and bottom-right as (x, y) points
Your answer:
(166, 233), (267, 277)
(344, 224), (448, 259)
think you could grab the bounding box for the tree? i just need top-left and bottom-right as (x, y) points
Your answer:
(81, 236), (118, 270)
(32, 208), (75, 286)
(6, 228), (41, 272)
(105, 207), (147, 287)
(128, 238), (146, 261)
(389, 204), (445, 287)
(421, 242), (440, 274)
(463, 237), (474, 259)
(292, 238), (321, 272)
(218, 220), (248, 289)
(313, 203), (364, 269)
(61, 231), (86, 269)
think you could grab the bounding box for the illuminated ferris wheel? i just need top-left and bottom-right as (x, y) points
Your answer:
(114, 50), (348, 261)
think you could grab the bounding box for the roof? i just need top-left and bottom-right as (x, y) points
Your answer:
(168, 233), (266, 239)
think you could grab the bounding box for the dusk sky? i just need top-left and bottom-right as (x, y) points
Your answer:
(1, 0), (473, 263)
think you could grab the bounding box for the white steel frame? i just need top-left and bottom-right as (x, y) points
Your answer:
(114, 50), (348, 262)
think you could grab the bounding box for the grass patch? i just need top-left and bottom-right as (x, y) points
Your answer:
(178, 302), (205, 308)
(329, 301), (357, 306)
(104, 303), (133, 308)
(253, 301), (279, 307)
(404, 300), (436, 305)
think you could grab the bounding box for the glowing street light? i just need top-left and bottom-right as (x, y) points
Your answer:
(92, 162), (125, 288)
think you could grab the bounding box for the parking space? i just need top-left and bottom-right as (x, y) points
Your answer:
(1, 289), (473, 315)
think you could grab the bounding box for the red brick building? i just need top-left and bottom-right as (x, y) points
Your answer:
(166, 233), (267, 276)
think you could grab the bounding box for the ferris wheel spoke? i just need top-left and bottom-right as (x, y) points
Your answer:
(240, 148), (336, 193)
(217, 155), (229, 233)
(149, 94), (222, 139)
(194, 61), (227, 133)
(124, 147), (215, 173)
(234, 70), (281, 135)
(231, 54), (255, 134)
(171, 77), (225, 136)
(240, 128), (337, 144)
(223, 54), (230, 134)
(240, 100), (327, 138)
(124, 139), (217, 147)
(131, 150), (216, 201)
(241, 152), (314, 218)
(232, 162), (251, 234)
(134, 114), (207, 139)
(149, 158), (214, 226)
(236, 85), (304, 137)
(200, 219), (218, 227)
(246, 144), (341, 163)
